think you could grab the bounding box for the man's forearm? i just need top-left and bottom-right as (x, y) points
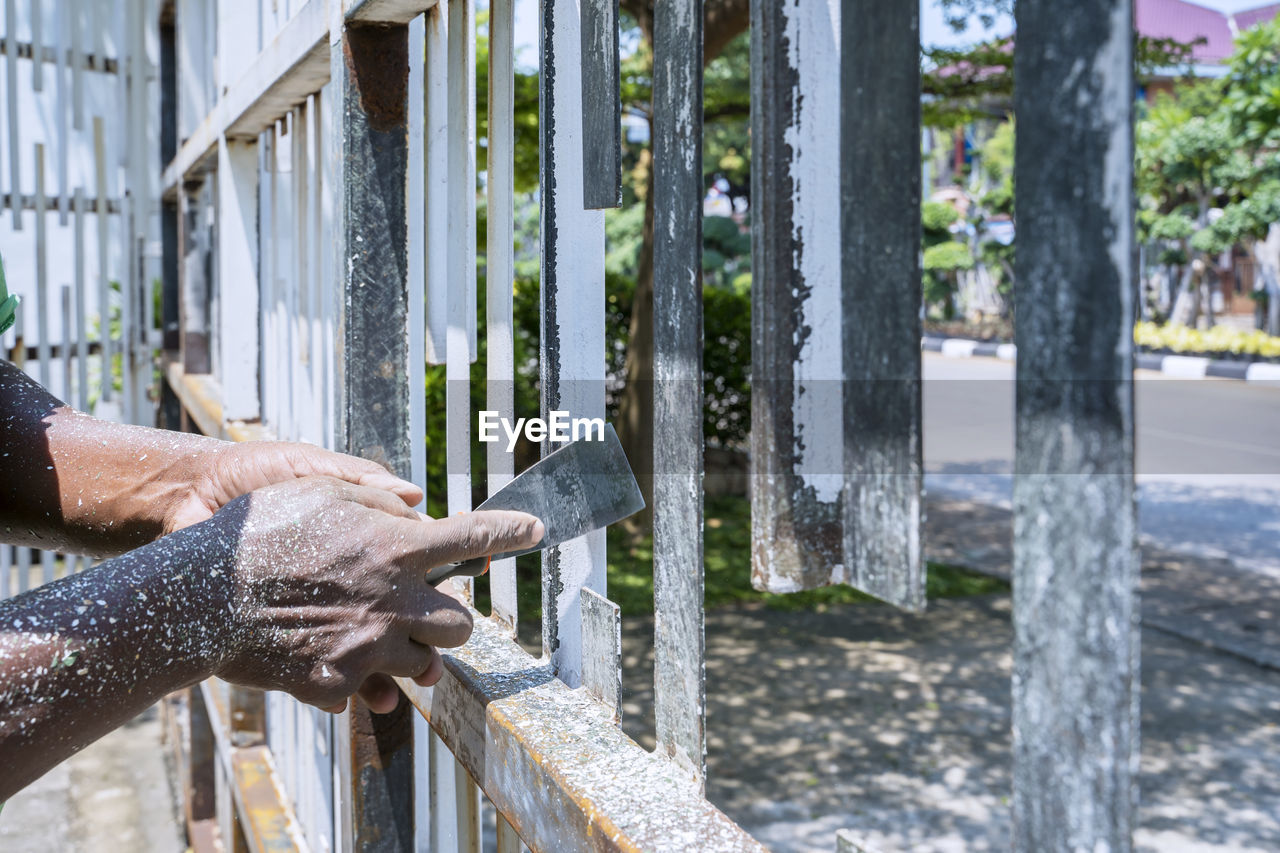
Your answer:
(0, 360), (225, 556)
(0, 519), (231, 799)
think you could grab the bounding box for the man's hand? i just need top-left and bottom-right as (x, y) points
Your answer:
(209, 477), (542, 713)
(164, 440), (425, 534)
(0, 475), (542, 797)
(0, 359), (426, 557)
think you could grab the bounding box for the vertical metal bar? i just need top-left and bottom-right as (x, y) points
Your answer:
(446, 0), (474, 594)
(486, 0), (517, 630)
(423, 2), (448, 366)
(120, 0), (135, 419)
(406, 21), (433, 850)
(495, 815), (521, 853)
(216, 136), (262, 422)
(256, 137), (272, 428)
(330, 20), (414, 852)
(54, 0), (67, 225)
(840, 0), (924, 611)
(17, 544), (30, 593)
(90, 0), (103, 72)
(306, 95), (324, 444)
(73, 188), (88, 409)
(445, 4), (483, 843)
(60, 283), (71, 413)
(428, 730), (458, 850)
(651, 0), (704, 781)
(120, 190), (134, 422)
(30, 0), (41, 90)
(127, 0), (150, 422)
(539, 0), (608, 688)
(34, 144), (50, 390)
(749, 0), (846, 593)
(293, 105), (313, 443)
(408, 14), (426, 504)
(579, 587), (621, 720)
(0, 544), (9, 600)
(274, 119), (294, 440)
(579, 0), (620, 209)
(94, 117), (112, 404)
(1012, 1), (1138, 850)
(455, 761), (480, 853)
(70, 0), (83, 131)
(448, 0), (477, 361)
(6, 0), (21, 229)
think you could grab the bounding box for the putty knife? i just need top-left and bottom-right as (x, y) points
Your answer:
(425, 423), (644, 585)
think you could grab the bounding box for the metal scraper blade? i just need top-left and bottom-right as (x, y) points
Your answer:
(476, 422), (644, 560)
(425, 423), (644, 585)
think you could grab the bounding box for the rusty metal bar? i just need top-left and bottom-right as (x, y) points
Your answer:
(651, 0), (705, 782)
(579, 0), (620, 209)
(1012, 0), (1138, 849)
(201, 681), (310, 853)
(840, 0), (924, 611)
(396, 618), (766, 852)
(749, 0), (845, 593)
(330, 18), (416, 852)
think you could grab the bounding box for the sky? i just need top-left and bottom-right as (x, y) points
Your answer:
(507, 0), (1269, 68)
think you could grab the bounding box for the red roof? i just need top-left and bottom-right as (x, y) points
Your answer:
(1136, 0), (1238, 64)
(1233, 3), (1280, 30)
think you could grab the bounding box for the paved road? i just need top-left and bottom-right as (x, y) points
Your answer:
(923, 352), (1280, 576)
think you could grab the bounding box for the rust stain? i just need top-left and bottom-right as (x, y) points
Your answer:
(343, 23), (409, 133)
(232, 747), (304, 853)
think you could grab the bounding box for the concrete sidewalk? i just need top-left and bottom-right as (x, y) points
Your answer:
(926, 497), (1280, 670)
(623, 597), (1279, 851)
(0, 705), (185, 853)
(615, 497), (1280, 851)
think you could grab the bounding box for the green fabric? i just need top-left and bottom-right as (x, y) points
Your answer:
(0, 252), (17, 336)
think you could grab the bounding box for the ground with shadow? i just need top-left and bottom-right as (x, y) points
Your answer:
(620, 594), (1280, 852)
(619, 496), (1280, 852)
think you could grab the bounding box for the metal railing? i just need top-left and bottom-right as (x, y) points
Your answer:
(1, 0), (1140, 850)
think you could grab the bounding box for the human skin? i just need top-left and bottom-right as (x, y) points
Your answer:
(0, 361), (543, 798)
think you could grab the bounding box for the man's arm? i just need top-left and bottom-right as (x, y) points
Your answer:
(0, 475), (543, 799)
(0, 359), (423, 557)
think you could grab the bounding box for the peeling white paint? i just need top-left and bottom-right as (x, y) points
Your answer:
(783, 0), (843, 504)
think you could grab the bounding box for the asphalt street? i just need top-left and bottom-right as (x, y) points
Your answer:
(923, 351), (1280, 576)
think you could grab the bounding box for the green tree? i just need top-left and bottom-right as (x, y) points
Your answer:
(1137, 18), (1280, 333)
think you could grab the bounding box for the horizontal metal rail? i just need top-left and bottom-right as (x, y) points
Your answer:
(165, 361), (272, 442)
(162, 0), (330, 198)
(200, 680), (311, 853)
(0, 36), (120, 73)
(396, 618), (764, 852)
(161, 0), (444, 200)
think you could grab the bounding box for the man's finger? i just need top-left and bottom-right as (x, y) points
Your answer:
(356, 674), (402, 714)
(274, 443), (425, 507)
(412, 651), (445, 687)
(327, 479), (422, 521)
(400, 510), (544, 568)
(407, 586), (475, 649)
